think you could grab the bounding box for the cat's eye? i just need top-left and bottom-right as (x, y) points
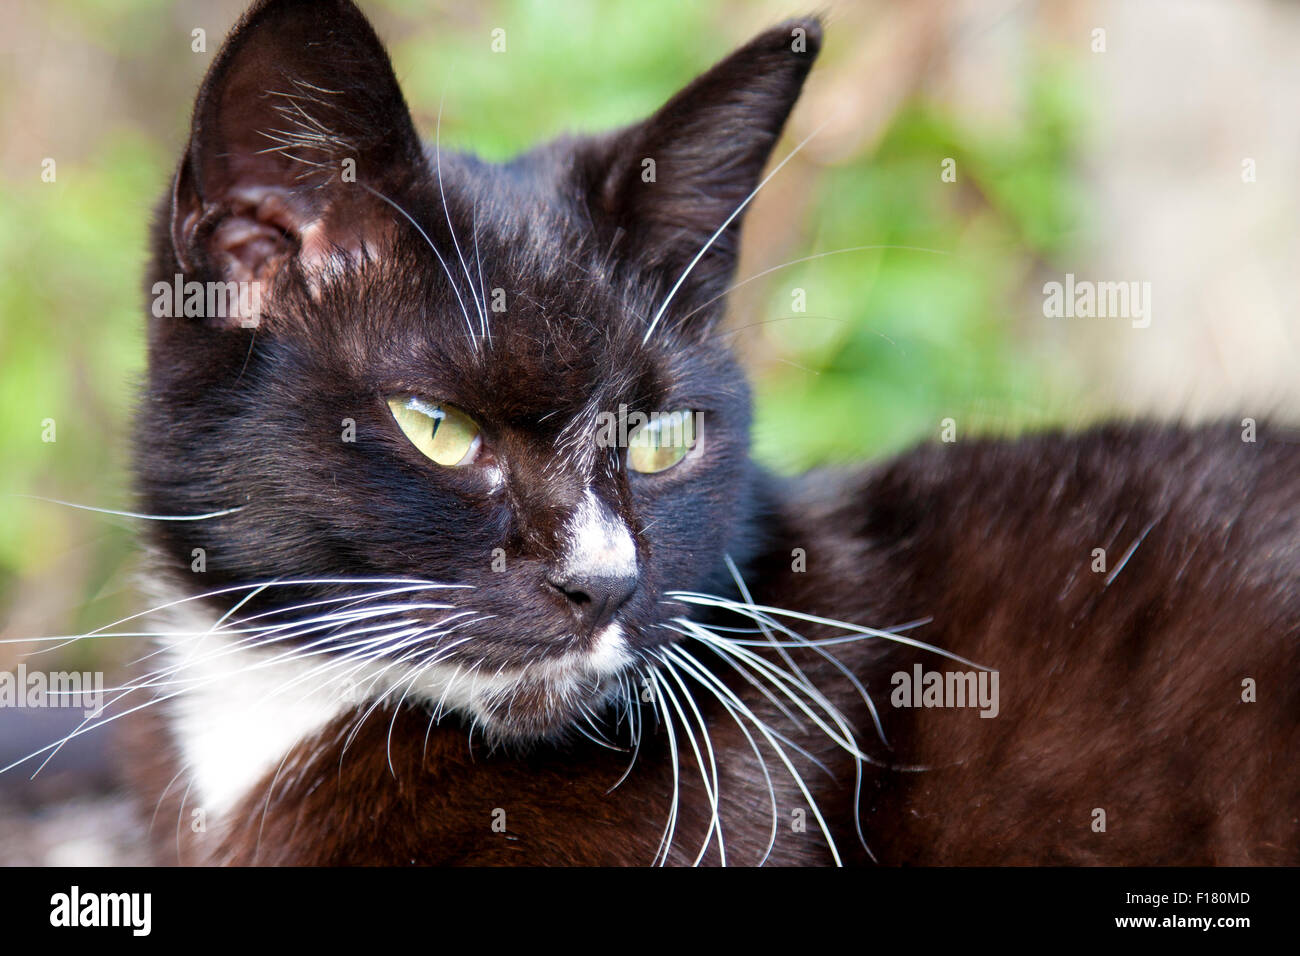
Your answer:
(386, 395), (482, 467)
(627, 410), (698, 474)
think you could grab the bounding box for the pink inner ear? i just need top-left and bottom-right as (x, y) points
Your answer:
(201, 181), (392, 322)
(209, 186), (304, 286)
(210, 215), (291, 286)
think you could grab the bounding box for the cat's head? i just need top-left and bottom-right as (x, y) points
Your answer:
(139, 0), (819, 742)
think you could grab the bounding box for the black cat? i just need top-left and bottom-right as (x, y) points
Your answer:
(126, 0), (1298, 865)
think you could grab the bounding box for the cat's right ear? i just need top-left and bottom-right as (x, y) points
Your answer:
(167, 0), (425, 322)
(576, 18), (821, 333)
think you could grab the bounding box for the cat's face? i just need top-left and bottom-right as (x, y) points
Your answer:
(138, 0), (818, 742)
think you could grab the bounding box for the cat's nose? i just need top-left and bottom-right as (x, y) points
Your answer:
(549, 490), (638, 633)
(547, 569), (638, 633)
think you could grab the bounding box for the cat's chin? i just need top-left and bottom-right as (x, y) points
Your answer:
(468, 680), (621, 745)
(444, 622), (637, 745)
(463, 670), (626, 745)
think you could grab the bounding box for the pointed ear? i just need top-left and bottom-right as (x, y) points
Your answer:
(582, 18), (821, 325)
(169, 0), (425, 318)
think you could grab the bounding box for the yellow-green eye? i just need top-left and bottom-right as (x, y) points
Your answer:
(627, 410), (698, 474)
(386, 395), (482, 467)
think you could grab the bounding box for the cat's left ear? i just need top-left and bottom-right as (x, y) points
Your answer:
(168, 0), (426, 317)
(579, 18), (821, 330)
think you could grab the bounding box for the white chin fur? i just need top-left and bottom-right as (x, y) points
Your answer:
(152, 589), (632, 818)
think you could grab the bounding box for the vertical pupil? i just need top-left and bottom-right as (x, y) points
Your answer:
(430, 408), (445, 441)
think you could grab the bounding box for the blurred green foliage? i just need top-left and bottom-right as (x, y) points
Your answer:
(0, 0), (1088, 651)
(754, 65), (1086, 469)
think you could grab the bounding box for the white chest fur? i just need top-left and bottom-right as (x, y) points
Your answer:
(158, 604), (353, 818)
(148, 583), (632, 818)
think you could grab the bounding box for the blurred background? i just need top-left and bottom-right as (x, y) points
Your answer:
(0, 0), (1297, 863)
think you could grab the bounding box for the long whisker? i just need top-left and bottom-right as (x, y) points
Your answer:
(654, 653), (724, 866)
(641, 120), (827, 344)
(669, 590), (986, 670)
(666, 645), (779, 866)
(434, 93), (486, 343)
(724, 554), (814, 704)
(684, 573), (892, 749)
(606, 667), (646, 793)
(658, 630), (845, 865)
(23, 611), (443, 777)
(661, 622), (834, 773)
(646, 668), (681, 867)
(6, 578), (474, 778)
(359, 182), (477, 343)
(679, 621), (863, 760)
(8, 494), (245, 521)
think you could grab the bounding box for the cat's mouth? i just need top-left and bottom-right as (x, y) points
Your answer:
(408, 622), (636, 743)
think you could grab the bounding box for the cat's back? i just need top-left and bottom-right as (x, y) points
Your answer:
(778, 421), (1298, 863)
(805, 420), (1297, 618)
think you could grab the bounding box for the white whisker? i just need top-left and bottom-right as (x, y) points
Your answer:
(9, 494), (244, 521)
(434, 94), (486, 345)
(641, 121), (827, 344)
(654, 652), (725, 866)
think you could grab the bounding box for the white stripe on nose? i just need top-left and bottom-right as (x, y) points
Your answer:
(559, 489), (637, 580)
